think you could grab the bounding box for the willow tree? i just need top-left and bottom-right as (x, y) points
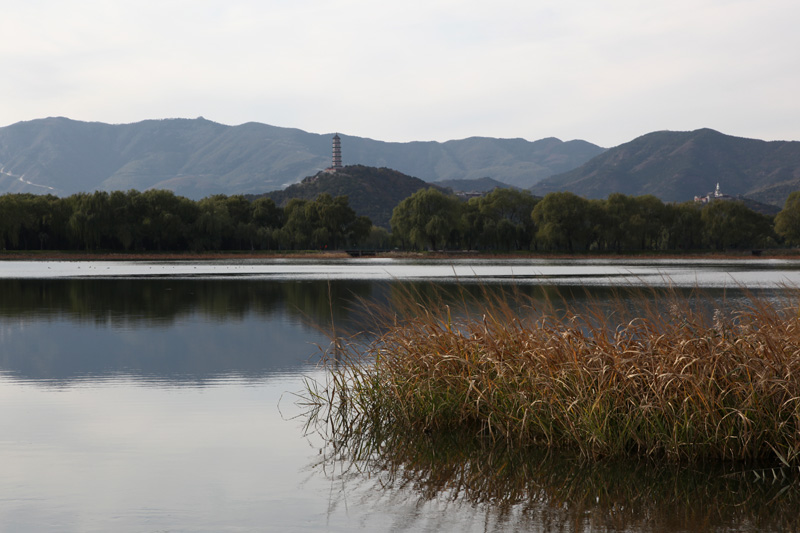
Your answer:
(775, 191), (800, 246)
(390, 188), (462, 251)
(701, 200), (774, 250)
(466, 188), (539, 250)
(532, 192), (599, 252)
(282, 194), (369, 250)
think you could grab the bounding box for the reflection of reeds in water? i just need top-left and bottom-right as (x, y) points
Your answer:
(301, 284), (800, 529)
(304, 426), (800, 531)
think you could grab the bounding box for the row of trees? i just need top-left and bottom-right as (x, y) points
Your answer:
(0, 190), (371, 252)
(0, 187), (795, 253)
(391, 188), (780, 252)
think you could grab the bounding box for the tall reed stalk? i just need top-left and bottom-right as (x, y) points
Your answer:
(304, 284), (800, 464)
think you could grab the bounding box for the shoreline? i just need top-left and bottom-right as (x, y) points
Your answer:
(1, 249), (799, 261)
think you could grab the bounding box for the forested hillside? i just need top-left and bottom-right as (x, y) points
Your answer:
(254, 165), (442, 228)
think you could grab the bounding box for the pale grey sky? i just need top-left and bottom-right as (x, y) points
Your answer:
(1, 0), (798, 147)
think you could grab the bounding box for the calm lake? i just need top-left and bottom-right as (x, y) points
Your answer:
(2, 257), (800, 532)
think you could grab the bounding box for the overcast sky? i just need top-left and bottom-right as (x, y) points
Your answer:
(1, 0), (798, 147)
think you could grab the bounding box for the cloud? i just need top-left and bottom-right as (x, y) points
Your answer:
(1, 0), (799, 146)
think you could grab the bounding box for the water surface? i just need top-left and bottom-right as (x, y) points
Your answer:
(1, 258), (799, 532)
(5, 257), (800, 287)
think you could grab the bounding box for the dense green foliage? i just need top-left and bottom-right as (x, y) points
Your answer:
(0, 185), (793, 253)
(775, 191), (800, 246)
(464, 187), (538, 250)
(0, 190), (370, 252)
(390, 187), (778, 252)
(279, 194), (371, 250)
(390, 188), (463, 250)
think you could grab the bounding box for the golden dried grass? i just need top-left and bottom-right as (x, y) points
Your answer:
(304, 284), (800, 464)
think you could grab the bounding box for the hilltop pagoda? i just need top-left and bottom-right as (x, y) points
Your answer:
(330, 133), (343, 171)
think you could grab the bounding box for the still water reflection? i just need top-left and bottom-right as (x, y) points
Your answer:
(0, 278), (366, 383)
(1, 259), (799, 532)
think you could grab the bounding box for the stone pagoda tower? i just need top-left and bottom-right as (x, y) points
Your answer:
(331, 133), (343, 170)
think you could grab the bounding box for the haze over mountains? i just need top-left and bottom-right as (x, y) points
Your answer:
(0, 117), (602, 199)
(1, 117), (799, 209)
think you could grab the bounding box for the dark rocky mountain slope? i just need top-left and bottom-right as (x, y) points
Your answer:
(531, 129), (800, 207)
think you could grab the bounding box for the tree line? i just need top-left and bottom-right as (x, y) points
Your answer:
(0, 187), (797, 253)
(390, 188), (785, 252)
(0, 190), (371, 252)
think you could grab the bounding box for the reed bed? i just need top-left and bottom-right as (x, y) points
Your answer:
(304, 284), (800, 465)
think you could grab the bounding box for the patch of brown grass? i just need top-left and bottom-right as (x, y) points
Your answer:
(305, 285), (800, 464)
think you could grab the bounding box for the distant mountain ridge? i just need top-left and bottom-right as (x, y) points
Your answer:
(436, 177), (514, 193)
(6, 119), (799, 209)
(531, 128), (800, 207)
(0, 117), (604, 199)
(342, 135), (605, 189)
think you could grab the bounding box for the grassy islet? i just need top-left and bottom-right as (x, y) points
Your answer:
(304, 285), (800, 466)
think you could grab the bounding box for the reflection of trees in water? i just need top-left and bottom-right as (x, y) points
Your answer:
(0, 278), (380, 382)
(0, 278), (766, 329)
(0, 279), (783, 386)
(0, 278), (378, 383)
(0, 278), (376, 327)
(309, 428), (800, 532)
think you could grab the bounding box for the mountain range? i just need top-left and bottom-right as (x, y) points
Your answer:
(532, 128), (800, 207)
(0, 117), (603, 199)
(1, 118), (799, 210)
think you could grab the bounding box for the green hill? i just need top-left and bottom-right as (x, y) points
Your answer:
(531, 129), (800, 207)
(254, 165), (443, 228)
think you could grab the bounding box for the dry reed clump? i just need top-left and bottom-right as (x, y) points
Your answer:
(306, 285), (800, 464)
